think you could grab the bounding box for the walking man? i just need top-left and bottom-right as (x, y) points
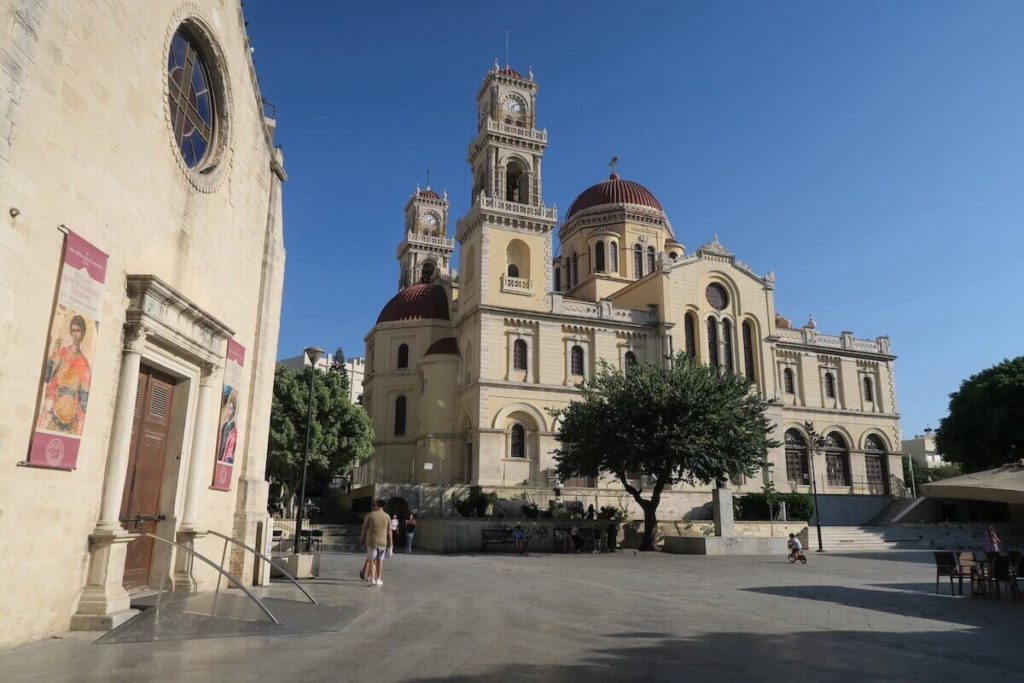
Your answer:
(360, 499), (392, 586)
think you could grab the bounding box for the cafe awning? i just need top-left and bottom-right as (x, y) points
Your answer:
(921, 461), (1024, 505)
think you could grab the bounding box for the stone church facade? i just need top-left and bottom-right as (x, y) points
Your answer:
(355, 64), (904, 519)
(0, 1), (284, 647)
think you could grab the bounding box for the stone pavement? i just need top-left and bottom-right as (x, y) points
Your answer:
(1, 549), (1022, 682)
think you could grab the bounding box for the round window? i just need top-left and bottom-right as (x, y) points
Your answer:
(706, 283), (728, 310)
(167, 31), (216, 169)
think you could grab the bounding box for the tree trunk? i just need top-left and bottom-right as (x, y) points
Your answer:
(640, 501), (659, 551)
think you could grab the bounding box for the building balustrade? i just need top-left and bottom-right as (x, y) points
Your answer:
(486, 118), (548, 142)
(501, 275), (533, 294)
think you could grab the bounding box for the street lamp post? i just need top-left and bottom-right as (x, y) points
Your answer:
(294, 346), (324, 555)
(804, 421), (826, 552)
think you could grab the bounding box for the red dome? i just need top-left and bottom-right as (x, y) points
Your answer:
(376, 284), (450, 324)
(565, 173), (663, 220)
(417, 188), (440, 199)
(498, 66), (521, 78)
(425, 337), (460, 356)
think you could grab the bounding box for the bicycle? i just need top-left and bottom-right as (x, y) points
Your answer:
(788, 549), (807, 564)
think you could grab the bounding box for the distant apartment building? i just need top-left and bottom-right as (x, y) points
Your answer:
(902, 429), (947, 468)
(277, 352), (365, 405)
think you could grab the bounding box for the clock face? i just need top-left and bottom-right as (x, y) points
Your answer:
(503, 95), (525, 116)
(706, 283), (728, 310)
(421, 212), (439, 227)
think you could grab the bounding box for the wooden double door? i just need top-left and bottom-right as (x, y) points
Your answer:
(119, 366), (176, 592)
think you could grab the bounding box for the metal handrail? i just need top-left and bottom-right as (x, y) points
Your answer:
(141, 533), (278, 624)
(205, 529), (317, 605)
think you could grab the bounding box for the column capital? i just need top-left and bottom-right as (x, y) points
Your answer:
(198, 362), (218, 386)
(123, 323), (148, 353)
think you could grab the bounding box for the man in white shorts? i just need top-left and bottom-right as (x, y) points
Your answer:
(360, 499), (392, 585)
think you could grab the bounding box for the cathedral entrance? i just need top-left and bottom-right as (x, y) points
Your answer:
(119, 365), (177, 592)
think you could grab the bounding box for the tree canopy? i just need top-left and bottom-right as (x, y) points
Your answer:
(936, 356), (1024, 473)
(551, 353), (779, 550)
(267, 364), (374, 506)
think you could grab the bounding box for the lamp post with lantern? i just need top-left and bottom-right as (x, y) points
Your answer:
(293, 346), (324, 555)
(803, 421), (827, 552)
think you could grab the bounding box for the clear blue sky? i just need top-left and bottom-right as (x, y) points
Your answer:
(245, 1), (1023, 438)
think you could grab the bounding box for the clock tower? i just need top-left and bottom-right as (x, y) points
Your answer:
(397, 185), (453, 290)
(456, 61), (558, 313)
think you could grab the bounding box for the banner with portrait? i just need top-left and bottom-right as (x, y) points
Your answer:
(29, 230), (108, 470)
(211, 339), (245, 491)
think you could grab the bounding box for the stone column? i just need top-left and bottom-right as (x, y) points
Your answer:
(175, 363), (217, 591)
(180, 364), (218, 530)
(712, 486), (735, 538)
(95, 324), (146, 530)
(71, 324), (146, 630)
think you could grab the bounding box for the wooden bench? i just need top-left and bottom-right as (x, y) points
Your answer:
(481, 528), (515, 551)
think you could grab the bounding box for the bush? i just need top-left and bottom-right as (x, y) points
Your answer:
(455, 486), (496, 518)
(734, 492), (815, 521)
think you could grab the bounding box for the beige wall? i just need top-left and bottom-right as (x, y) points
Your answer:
(0, 0), (283, 647)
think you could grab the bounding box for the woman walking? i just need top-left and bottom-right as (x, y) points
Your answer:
(986, 526), (1002, 553)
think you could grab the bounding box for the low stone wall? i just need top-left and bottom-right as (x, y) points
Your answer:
(620, 521), (809, 548)
(417, 518), (617, 553)
(663, 536), (788, 555)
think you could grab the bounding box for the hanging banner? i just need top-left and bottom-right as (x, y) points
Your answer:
(211, 339), (245, 491)
(29, 231), (108, 470)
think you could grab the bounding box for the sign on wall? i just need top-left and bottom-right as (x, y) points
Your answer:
(211, 339), (245, 491)
(28, 230), (108, 470)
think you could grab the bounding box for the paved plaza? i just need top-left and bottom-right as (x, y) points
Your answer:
(1, 549), (1022, 682)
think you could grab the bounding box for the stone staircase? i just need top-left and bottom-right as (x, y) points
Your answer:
(318, 524), (364, 552)
(867, 497), (926, 525)
(818, 524), (1017, 552)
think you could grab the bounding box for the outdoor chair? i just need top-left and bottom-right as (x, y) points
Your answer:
(956, 552), (980, 597)
(990, 553), (1020, 600)
(310, 529), (324, 552)
(933, 551), (962, 596)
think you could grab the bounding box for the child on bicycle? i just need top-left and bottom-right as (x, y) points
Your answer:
(787, 533), (804, 561)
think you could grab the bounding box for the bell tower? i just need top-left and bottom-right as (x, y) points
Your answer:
(456, 60), (558, 311)
(397, 185), (453, 290)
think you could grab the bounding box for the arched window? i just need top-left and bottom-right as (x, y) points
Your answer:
(510, 423), (526, 458)
(420, 261), (436, 283)
(397, 343), (409, 369)
(402, 267), (410, 289)
(825, 433), (850, 486)
(864, 434), (887, 494)
(685, 313), (697, 358)
(824, 372), (836, 399)
(784, 368), (795, 394)
(513, 339), (527, 371)
(571, 252), (579, 287)
(553, 267), (561, 292)
(394, 396), (407, 436)
(464, 245), (476, 285)
(722, 319), (734, 372)
(464, 343), (473, 384)
(707, 318), (720, 366)
(610, 242), (618, 272)
(506, 159), (528, 203)
(595, 241), (606, 272)
(863, 377), (874, 402)
(624, 350), (637, 369)
(571, 345), (585, 376)
(742, 320), (756, 381)
(633, 244), (643, 279)
(507, 263), (520, 278)
(784, 429), (810, 483)
(646, 246), (656, 273)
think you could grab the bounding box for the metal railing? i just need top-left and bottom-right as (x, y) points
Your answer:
(142, 532), (278, 624)
(206, 529), (317, 605)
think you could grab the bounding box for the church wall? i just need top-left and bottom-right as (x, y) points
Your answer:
(0, 0), (283, 647)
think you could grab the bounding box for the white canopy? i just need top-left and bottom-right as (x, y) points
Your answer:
(921, 461), (1024, 505)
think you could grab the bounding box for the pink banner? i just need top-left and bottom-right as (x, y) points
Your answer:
(211, 339), (245, 490)
(28, 231), (108, 470)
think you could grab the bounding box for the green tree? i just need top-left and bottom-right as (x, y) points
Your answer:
(329, 346), (348, 381)
(267, 365), (373, 508)
(936, 357), (1024, 473)
(551, 354), (779, 551)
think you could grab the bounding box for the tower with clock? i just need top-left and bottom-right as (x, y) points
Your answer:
(397, 184), (453, 289)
